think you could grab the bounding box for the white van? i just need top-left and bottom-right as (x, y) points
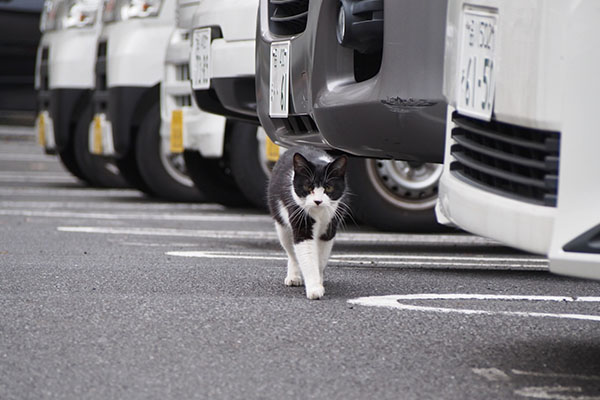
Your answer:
(185, 0), (275, 209)
(89, 0), (204, 201)
(36, 0), (125, 187)
(436, 0), (600, 279)
(160, 1), (248, 207)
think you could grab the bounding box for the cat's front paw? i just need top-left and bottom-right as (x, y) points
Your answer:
(284, 275), (303, 287)
(305, 285), (325, 300)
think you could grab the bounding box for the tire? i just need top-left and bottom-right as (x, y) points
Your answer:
(135, 104), (206, 202)
(115, 152), (153, 195)
(229, 123), (271, 211)
(73, 103), (129, 188)
(346, 157), (445, 232)
(183, 118), (253, 207)
(57, 144), (87, 182)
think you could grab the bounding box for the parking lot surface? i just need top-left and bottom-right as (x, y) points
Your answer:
(2, 126), (600, 400)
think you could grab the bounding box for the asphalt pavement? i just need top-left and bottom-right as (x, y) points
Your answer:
(2, 126), (600, 400)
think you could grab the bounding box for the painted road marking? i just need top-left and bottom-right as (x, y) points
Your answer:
(0, 153), (56, 161)
(0, 172), (78, 183)
(0, 187), (143, 198)
(473, 368), (600, 400)
(347, 294), (600, 322)
(58, 226), (499, 245)
(514, 386), (600, 400)
(166, 250), (547, 270)
(0, 201), (224, 211)
(472, 368), (511, 382)
(1, 209), (271, 223)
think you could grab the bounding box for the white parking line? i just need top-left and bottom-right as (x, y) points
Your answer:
(0, 153), (57, 161)
(1, 209), (271, 222)
(347, 294), (600, 322)
(0, 187), (143, 197)
(166, 250), (547, 270)
(0, 172), (77, 183)
(0, 201), (225, 211)
(57, 226), (499, 245)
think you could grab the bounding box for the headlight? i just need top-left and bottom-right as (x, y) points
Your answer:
(40, 0), (64, 32)
(102, 0), (162, 23)
(64, 0), (100, 28)
(40, 0), (100, 31)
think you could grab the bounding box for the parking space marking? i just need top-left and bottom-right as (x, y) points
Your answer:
(0, 187), (143, 198)
(0, 172), (78, 183)
(0, 153), (57, 161)
(347, 294), (600, 322)
(473, 368), (600, 400)
(1, 209), (271, 222)
(0, 201), (225, 211)
(166, 250), (547, 270)
(58, 225), (499, 245)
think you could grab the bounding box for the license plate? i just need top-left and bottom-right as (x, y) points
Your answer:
(92, 114), (103, 154)
(190, 27), (211, 90)
(269, 41), (290, 118)
(456, 8), (498, 121)
(170, 109), (184, 153)
(265, 135), (280, 162)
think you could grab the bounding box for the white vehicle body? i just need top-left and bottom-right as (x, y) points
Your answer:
(35, 0), (102, 153)
(160, 5), (225, 158)
(188, 0), (257, 86)
(162, 0), (259, 160)
(436, 0), (600, 278)
(90, 0), (175, 156)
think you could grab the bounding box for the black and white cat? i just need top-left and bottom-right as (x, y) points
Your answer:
(268, 146), (349, 300)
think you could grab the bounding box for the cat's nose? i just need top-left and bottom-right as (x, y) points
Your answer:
(314, 200), (322, 206)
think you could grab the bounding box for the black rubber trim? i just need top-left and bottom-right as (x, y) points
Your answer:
(48, 88), (89, 152)
(563, 224), (600, 254)
(105, 86), (157, 157)
(211, 77), (258, 120)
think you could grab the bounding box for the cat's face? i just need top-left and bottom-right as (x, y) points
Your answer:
(292, 153), (347, 213)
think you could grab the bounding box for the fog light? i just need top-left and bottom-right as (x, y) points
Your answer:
(335, 0), (383, 54)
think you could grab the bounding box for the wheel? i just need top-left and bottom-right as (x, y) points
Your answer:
(182, 119), (252, 208)
(346, 157), (445, 232)
(73, 103), (129, 188)
(229, 123), (271, 211)
(135, 104), (206, 202)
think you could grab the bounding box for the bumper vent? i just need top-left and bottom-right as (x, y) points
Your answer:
(269, 0), (309, 36)
(450, 112), (560, 207)
(283, 114), (318, 135)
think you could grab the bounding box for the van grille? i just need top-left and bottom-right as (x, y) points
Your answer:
(268, 0), (309, 36)
(450, 112), (560, 207)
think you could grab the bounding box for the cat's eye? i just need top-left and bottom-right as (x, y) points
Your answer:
(325, 185), (334, 193)
(303, 184), (312, 192)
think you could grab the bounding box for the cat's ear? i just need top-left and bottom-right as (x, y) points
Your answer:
(293, 153), (313, 175)
(327, 155), (348, 178)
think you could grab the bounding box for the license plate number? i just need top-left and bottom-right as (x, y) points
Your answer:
(456, 8), (498, 121)
(191, 27), (211, 90)
(269, 41), (290, 118)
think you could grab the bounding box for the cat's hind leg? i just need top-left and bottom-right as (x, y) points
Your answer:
(275, 223), (303, 286)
